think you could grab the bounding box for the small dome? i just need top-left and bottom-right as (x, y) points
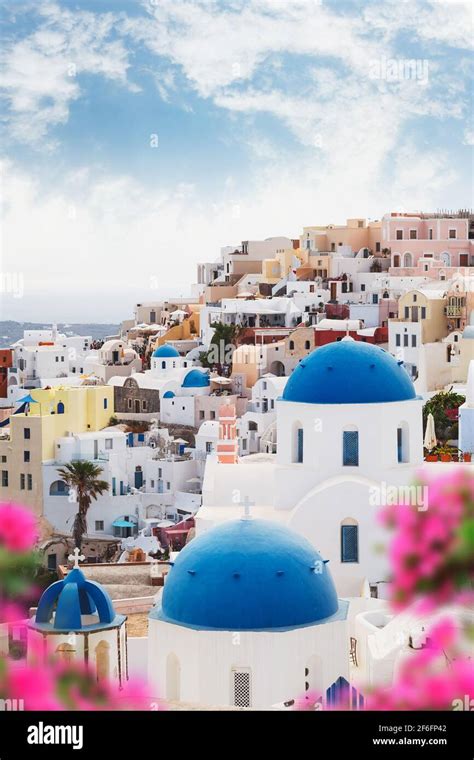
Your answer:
(152, 344), (180, 358)
(283, 339), (416, 404)
(163, 390), (175, 398)
(181, 369), (210, 388)
(32, 567), (118, 632)
(152, 519), (339, 630)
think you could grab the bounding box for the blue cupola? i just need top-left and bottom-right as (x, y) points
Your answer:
(151, 519), (340, 631)
(181, 369), (210, 388)
(283, 338), (416, 405)
(152, 344), (180, 359)
(32, 567), (122, 632)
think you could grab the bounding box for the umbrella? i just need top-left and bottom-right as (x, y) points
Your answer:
(211, 376), (232, 384)
(186, 477), (201, 484)
(173, 437), (188, 445)
(424, 412), (437, 451)
(170, 309), (187, 318)
(16, 394), (38, 404)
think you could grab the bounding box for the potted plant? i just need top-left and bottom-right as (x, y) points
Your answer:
(462, 451), (472, 463)
(424, 449), (438, 462)
(436, 445), (453, 462)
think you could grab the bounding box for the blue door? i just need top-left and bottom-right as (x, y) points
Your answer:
(135, 468), (143, 488)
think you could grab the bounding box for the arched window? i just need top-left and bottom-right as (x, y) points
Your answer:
(161, 361), (166, 369)
(397, 421), (410, 463)
(341, 518), (359, 563)
(57, 402), (64, 414)
(49, 480), (69, 496)
(292, 424), (304, 464)
(403, 252), (412, 267)
(289, 340), (295, 350)
(166, 652), (181, 701)
(441, 251), (450, 266)
(55, 643), (75, 663)
(248, 421), (258, 432)
(95, 640), (110, 682)
(304, 340), (311, 350)
(342, 426), (359, 466)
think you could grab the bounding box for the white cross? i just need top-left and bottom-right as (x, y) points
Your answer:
(239, 496), (255, 521)
(68, 547), (85, 568)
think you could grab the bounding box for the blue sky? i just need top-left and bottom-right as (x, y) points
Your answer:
(1, 0), (473, 321)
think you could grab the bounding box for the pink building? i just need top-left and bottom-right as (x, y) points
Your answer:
(382, 211), (473, 270)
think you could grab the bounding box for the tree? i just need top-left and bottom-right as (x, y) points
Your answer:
(201, 321), (240, 372)
(423, 388), (465, 443)
(57, 461), (109, 550)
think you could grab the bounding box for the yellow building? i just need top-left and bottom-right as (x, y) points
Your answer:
(394, 290), (448, 343)
(153, 308), (201, 351)
(261, 248), (307, 285)
(0, 385), (114, 526)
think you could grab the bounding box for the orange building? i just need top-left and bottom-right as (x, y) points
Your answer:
(0, 349), (13, 398)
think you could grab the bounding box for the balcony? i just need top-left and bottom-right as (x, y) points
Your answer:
(446, 306), (463, 317)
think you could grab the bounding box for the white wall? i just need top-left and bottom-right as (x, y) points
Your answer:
(148, 616), (348, 708)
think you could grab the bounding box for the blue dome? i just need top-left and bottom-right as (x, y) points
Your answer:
(181, 369), (210, 388)
(32, 567), (121, 632)
(283, 339), (416, 404)
(152, 519), (339, 630)
(152, 344), (180, 358)
(163, 390), (175, 398)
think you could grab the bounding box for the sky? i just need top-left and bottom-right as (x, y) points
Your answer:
(0, 0), (473, 322)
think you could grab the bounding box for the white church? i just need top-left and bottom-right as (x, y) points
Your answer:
(197, 337), (424, 598)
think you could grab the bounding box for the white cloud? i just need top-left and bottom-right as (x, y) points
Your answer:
(1, 2), (135, 145)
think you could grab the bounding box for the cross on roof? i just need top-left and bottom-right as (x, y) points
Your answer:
(68, 547), (85, 569)
(238, 495), (255, 520)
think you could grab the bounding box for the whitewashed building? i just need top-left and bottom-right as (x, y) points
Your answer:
(197, 338), (424, 598)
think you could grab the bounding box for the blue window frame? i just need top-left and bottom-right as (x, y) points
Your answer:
(341, 525), (359, 563)
(297, 428), (304, 463)
(103, 398), (108, 409)
(343, 431), (359, 466)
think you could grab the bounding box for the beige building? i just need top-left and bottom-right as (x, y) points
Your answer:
(388, 289), (448, 378)
(300, 218), (382, 256)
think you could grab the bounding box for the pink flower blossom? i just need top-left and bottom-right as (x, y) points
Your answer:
(0, 502), (38, 552)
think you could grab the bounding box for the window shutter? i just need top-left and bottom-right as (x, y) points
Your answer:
(341, 525), (358, 563)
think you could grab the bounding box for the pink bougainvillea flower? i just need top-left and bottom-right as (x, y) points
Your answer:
(0, 601), (26, 624)
(0, 502), (38, 552)
(7, 662), (63, 711)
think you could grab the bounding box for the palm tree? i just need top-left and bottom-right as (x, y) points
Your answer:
(57, 461), (109, 550)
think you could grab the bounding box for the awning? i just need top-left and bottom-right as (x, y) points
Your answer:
(16, 394), (38, 404)
(112, 519), (136, 528)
